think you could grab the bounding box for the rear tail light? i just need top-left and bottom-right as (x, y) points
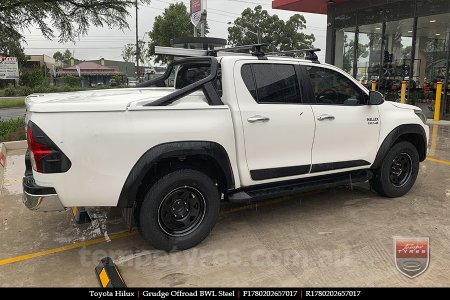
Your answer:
(27, 121), (71, 173)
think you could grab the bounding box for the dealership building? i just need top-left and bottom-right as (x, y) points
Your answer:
(273, 0), (450, 118)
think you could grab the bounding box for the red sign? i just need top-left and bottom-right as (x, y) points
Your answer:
(0, 57), (17, 63)
(394, 237), (429, 278)
(191, 0), (201, 13)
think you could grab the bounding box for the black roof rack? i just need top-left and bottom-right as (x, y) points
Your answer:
(209, 44), (267, 59)
(153, 44), (319, 62)
(267, 48), (321, 63)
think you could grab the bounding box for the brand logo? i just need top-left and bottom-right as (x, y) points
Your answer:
(367, 117), (379, 125)
(394, 237), (429, 278)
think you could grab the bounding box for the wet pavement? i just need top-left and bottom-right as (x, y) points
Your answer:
(0, 124), (450, 287)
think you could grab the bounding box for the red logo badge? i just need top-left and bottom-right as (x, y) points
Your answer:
(394, 237), (429, 278)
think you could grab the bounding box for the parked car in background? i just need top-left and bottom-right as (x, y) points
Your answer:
(109, 78), (117, 86)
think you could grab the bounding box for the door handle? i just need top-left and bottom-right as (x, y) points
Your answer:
(317, 114), (335, 121)
(247, 115), (270, 123)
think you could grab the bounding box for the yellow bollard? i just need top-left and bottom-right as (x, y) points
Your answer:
(434, 82), (443, 121)
(429, 124), (439, 158)
(371, 80), (376, 92)
(400, 81), (407, 104)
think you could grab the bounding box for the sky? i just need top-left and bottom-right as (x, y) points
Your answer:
(22, 0), (327, 64)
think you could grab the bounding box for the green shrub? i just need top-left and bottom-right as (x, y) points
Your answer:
(1, 82), (122, 98)
(20, 67), (46, 88)
(34, 85), (54, 93)
(0, 117), (26, 142)
(4, 87), (16, 97)
(60, 76), (82, 87)
(17, 86), (33, 96)
(32, 85), (48, 93)
(112, 75), (124, 86)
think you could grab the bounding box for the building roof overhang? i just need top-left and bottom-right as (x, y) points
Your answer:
(272, 0), (348, 14)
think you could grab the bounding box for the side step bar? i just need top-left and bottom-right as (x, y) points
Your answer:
(228, 170), (372, 203)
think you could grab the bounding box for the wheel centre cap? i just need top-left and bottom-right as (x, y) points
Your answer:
(172, 199), (189, 217)
(392, 161), (403, 176)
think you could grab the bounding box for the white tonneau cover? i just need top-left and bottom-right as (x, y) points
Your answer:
(25, 88), (177, 112)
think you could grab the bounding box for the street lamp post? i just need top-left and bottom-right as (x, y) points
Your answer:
(135, 0), (140, 82)
(228, 22), (261, 44)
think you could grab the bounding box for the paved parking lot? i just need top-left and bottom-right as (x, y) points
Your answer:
(1, 123), (450, 287)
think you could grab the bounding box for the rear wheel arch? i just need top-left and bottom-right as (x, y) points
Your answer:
(372, 124), (427, 169)
(117, 141), (235, 209)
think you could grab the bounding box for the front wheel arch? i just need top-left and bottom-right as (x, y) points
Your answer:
(372, 124), (427, 170)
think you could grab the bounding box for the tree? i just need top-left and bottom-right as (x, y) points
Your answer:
(122, 40), (147, 65)
(0, 31), (26, 62)
(0, 0), (151, 42)
(342, 34), (369, 74)
(20, 66), (47, 88)
(228, 6), (315, 53)
(148, 2), (209, 64)
(122, 44), (135, 63)
(53, 49), (73, 67)
(401, 45), (412, 59)
(63, 49), (72, 62)
(53, 51), (64, 63)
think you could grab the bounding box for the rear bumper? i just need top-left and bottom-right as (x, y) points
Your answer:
(23, 176), (65, 212)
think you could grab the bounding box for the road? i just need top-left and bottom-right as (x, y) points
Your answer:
(0, 107), (26, 120)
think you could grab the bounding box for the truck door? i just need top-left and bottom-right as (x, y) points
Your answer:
(234, 60), (316, 185)
(302, 64), (381, 174)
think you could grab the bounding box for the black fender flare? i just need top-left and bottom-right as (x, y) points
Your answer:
(117, 141), (235, 208)
(372, 124), (427, 169)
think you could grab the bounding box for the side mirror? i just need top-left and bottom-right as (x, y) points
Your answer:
(368, 91), (384, 105)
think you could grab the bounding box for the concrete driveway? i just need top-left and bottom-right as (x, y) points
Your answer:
(1, 123), (449, 287)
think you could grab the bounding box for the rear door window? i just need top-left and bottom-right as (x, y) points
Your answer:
(241, 64), (301, 104)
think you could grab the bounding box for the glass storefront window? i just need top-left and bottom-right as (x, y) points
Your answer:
(380, 18), (414, 102)
(335, 29), (356, 76)
(415, 13), (450, 116)
(331, 0), (450, 119)
(334, 12), (357, 76)
(357, 24), (383, 87)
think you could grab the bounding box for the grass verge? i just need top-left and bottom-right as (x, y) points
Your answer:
(0, 97), (26, 108)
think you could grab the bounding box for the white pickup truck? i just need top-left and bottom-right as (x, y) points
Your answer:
(23, 46), (429, 251)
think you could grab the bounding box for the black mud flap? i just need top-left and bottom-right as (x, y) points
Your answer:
(71, 207), (91, 224)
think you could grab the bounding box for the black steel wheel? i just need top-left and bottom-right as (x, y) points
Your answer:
(370, 141), (419, 198)
(139, 169), (220, 251)
(389, 153), (413, 188)
(158, 186), (206, 236)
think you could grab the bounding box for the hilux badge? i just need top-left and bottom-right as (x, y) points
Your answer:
(367, 117), (379, 125)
